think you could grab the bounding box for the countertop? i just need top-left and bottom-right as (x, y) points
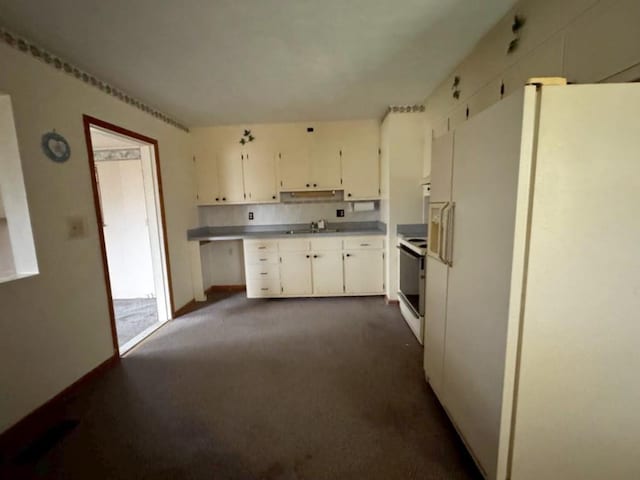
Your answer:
(188, 221), (386, 242)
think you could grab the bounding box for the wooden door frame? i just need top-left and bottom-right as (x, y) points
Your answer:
(82, 115), (175, 354)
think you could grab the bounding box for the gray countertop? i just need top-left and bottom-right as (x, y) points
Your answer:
(188, 221), (387, 242)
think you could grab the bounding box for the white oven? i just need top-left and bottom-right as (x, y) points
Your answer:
(397, 236), (427, 344)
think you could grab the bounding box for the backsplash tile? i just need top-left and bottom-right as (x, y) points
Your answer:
(198, 201), (380, 227)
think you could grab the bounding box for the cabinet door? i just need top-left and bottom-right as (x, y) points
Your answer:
(217, 145), (245, 203)
(278, 128), (311, 190)
(341, 123), (380, 199)
(311, 251), (344, 295)
(280, 252), (312, 295)
(344, 250), (384, 294)
(564, 0), (640, 83)
(309, 124), (342, 189)
(243, 146), (278, 203)
(193, 135), (220, 205)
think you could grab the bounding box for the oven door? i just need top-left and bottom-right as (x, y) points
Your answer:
(398, 244), (424, 317)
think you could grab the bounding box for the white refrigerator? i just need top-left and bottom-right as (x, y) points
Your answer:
(424, 81), (640, 480)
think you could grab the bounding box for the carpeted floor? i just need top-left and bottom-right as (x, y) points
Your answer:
(6, 293), (480, 479)
(113, 298), (159, 346)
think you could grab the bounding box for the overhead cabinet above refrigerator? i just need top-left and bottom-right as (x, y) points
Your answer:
(424, 80), (640, 480)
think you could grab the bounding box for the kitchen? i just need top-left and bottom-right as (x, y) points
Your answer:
(1, 0), (639, 478)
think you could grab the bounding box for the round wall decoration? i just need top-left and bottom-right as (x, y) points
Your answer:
(41, 131), (71, 163)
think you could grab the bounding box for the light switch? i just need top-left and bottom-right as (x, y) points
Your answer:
(67, 216), (87, 239)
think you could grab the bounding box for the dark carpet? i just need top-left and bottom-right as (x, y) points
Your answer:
(5, 293), (480, 479)
(113, 298), (159, 346)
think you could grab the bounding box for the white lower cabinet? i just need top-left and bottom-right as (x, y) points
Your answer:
(280, 251), (313, 296)
(311, 251), (344, 295)
(244, 235), (384, 298)
(344, 249), (384, 294)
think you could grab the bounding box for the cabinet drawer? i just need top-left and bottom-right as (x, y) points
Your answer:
(343, 236), (384, 250)
(310, 237), (343, 251)
(244, 239), (278, 254)
(245, 251), (279, 265)
(246, 264), (280, 280)
(278, 238), (310, 252)
(246, 277), (281, 298)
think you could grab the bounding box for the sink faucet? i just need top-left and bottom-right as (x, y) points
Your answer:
(310, 221), (319, 233)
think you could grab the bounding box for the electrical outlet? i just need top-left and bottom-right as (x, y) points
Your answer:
(336, 209), (345, 218)
(67, 216), (87, 239)
(248, 212), (254, 220)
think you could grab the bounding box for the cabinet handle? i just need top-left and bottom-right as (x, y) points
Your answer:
(215, 197), (220, 201)
(260, 272), (268, 275)
(258, 246), (267, 250)
(222, 197), (227, 201)
(306, 183), (310, 187)
(306, 255), (310, 258)
(261, 287), (269, 291)
(360, 243), (370, 247)
(313, 254), (318, 258)
(272, 195), (276, 199)
(259, 258), (267, 261)
(348, 193), (352, 197)
(313, 183), (317, 187)
(345, 253), (351, 257)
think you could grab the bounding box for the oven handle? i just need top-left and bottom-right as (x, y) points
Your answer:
(397, 244), (423, 259)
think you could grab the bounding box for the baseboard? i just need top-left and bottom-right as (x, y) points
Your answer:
(0, 354), (119, 461)
(205, 285), (246, 293)
(385, 296), (400, 305)
(173, 298), (197, 318)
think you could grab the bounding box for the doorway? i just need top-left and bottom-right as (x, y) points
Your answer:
(83, 116), (173, 354)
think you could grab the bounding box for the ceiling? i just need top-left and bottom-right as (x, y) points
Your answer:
(0, 0), (516, 127)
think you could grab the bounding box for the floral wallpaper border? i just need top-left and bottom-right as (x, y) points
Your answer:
(387, 104), (426, 114)
(0, 25), (190, 133)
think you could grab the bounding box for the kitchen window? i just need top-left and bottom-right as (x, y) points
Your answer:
(0, 93), (38, 283)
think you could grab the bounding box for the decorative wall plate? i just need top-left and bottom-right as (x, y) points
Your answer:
(41, 131), (71, 163)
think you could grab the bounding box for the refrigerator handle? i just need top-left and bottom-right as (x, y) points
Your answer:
(442, 203), (455, 266)
(439, 203), (450, 264)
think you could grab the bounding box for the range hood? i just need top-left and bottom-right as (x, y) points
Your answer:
(280, 189), (344, 203)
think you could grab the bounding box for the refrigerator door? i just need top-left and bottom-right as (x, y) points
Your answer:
(442, 88), (526, 480)
(424, 256), (449, 399)
(508, 83), (640, 480)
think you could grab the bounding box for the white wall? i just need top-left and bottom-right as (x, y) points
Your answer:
(0, 42), (196, 434)
(381, 112), (427, 300)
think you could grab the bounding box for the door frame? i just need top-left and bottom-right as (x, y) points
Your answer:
(82, 115), (175, 354)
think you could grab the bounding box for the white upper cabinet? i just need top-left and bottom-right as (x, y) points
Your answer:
(278, 126), (311, 191)
(243, 142), (278, 203)
(217, 143), (245, 203)
(341, 121), (380, 200)
(564, 0), (640, 83)
(309, 124), (342, 189)
(501, 33), (565, 97)
(193, 131), (220, 205)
